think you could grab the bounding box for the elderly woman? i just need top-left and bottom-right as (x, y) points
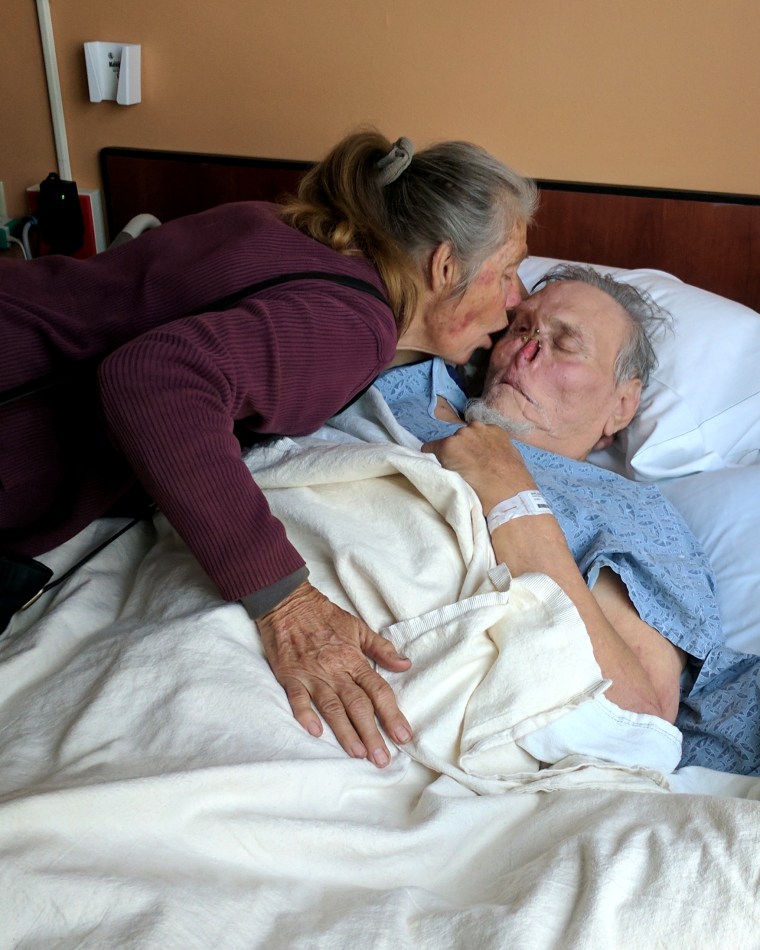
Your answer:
(0, 129), (535, 766)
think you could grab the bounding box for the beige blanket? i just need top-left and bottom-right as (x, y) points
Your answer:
(252, 433), (667, 792)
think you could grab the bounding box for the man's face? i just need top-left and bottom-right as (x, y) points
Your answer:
(481, 280), (642, 459)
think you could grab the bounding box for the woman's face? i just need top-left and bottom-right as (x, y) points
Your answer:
(399, 224), (527, 364)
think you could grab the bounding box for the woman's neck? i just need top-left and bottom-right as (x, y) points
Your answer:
(385, 349), (431, 369)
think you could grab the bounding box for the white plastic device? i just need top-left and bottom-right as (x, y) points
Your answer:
(84, 41), (141, 105)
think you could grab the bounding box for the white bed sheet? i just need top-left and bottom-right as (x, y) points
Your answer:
(2, 393), (760, 948)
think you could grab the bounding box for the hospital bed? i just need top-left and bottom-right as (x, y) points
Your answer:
(2, 147), (759, 947)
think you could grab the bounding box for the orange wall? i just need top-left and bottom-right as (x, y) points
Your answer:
(3, 0), (759, 217)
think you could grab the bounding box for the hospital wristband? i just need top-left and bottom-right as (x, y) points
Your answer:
(486, 490), (552, 535)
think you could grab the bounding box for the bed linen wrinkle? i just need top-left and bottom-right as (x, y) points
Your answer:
(4, 757), (760, 948)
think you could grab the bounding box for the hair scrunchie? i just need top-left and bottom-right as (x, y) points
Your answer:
(376, 137), (415, 186)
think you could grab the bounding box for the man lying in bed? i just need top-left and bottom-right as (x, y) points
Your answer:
(375, 264), (760, 776)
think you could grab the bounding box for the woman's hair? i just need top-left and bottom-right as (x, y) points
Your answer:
(280, 130), (537, 332)
(533, 264), (672, 387)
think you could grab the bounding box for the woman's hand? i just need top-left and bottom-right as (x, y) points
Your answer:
(422, 421), (536, 511)
(256, 581), (413, 767)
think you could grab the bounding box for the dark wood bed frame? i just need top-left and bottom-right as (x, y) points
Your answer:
(100, 147), (760, 313)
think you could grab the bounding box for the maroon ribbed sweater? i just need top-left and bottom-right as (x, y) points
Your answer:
(0, 202), (397, 609)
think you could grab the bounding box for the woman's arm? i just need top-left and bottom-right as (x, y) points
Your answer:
(98, 291), (409, 768)
(423, 421), (683, 723)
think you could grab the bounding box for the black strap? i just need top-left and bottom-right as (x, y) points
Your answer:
(1, 271), (390, 408)
(0, 372), (82, 408)
(188, 270), (390, 315)
(1, 554), (54, 632)
(0, 510), (153, 635)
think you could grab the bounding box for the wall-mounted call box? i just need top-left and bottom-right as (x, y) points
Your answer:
(84, 41), (141, 105)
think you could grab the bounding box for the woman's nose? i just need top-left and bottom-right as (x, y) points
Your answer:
(504, 285), (523, 311)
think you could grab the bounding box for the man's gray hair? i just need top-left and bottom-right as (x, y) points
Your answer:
(533, 264), (671, 387)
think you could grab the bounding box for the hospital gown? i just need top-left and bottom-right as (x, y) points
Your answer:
(375, 358), (760, 775)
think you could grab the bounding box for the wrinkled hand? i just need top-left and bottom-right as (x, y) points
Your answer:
(422, 421), (536, 512)
(256, 581), (413, 767)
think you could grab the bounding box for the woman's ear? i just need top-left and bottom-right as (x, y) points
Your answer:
(429, 242), (458, 295)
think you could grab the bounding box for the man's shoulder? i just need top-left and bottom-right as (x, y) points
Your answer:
(520, 443), (654, 488)
(518, 443), (673, 518)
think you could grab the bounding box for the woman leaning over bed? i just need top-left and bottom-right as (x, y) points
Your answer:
(0, 129), (535, 767)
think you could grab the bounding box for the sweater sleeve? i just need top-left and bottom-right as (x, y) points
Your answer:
(98, 282), (396, 604)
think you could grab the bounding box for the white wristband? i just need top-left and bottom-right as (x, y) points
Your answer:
(486, 490), (552, 534)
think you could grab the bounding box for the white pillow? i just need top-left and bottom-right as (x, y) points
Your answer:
(518, 256), (760, 480)
(659, 465), (760, 656)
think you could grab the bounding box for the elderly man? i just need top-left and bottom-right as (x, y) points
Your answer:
(374, 264), (760, 775)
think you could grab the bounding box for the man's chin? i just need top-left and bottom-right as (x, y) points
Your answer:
(463, 397), (535, 438)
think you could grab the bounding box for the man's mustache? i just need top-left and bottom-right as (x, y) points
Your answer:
(464, 398), (534, 437)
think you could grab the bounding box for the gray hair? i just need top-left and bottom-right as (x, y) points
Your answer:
(384, 141), (538, 296)
(532, 264), (671, 387)
(281, 130), (536, 330)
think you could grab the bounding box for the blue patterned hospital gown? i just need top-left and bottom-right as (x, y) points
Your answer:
(374, 358), (760, 776)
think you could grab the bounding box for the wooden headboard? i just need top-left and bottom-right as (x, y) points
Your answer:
(100, 147), (760, 312)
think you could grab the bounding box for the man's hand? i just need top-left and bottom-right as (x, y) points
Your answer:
(422, 421), (536, 512)
(256, 581), (413, 767)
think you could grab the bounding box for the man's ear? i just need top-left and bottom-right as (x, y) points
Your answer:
(592, 378), (643, 452)
(429, 242), (458, 295)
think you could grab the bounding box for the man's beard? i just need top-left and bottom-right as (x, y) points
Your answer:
(463, 397), (535, 438)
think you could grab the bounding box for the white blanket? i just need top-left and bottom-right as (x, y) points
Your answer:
(2, 393), (760, 946)
(250, 426), (670, 790)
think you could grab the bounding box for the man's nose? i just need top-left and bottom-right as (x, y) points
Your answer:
(517, 330), (541, 361)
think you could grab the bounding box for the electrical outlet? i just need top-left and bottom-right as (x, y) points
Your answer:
(0, 181), (7, 218)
